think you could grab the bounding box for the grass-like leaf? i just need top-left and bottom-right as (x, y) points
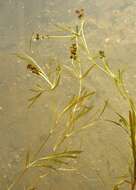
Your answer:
(106, 119), (129, 134)
(28, 92), (43, 108)
(16, 53), (42, 72)
(81, 64), (95, 79)
(25, 150), (30, 167)
(115, 112), (129, 128)
(52, 65), (61, 90)
(57, 91), (95, 121)
(29, 150), (82, 168)
(16, 53), (54, 88)
(98, 100), (108, 119)
(72, 105), (94, 122)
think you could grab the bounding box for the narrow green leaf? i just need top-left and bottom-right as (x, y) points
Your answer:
(31, 163), (57, 171)
(25, 150), (30, 167)
(52, 66), (61, 90)
(81, 64), (95, 79)
(74, 105), (94, 122)
(115, 112), (128, 128)
(106, 120), (122, 127)
(33, 150), (82, 163)
(52, 159), (69, 165)
(106, 119), (129, 134)
(28, 92), (42, 108)
(98, 100), (108, 118)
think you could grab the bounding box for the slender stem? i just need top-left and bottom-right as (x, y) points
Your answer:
(132, 180), (136, 190)
(7, 168), (27, 190)
(43, 35), (74, 39)
(79, 20), (113, 77)
(33, 132), (52, 159)
(72, 34), (82, 115)
(53, 34), (83, 151)
(102, 58), (115, 78)
(80, 20), (90, 55)
(88, 57), (111, 75)
(132, 140), (136, 190)
(40, 73), (54, 88)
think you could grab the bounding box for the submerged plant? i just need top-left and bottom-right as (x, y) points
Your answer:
(8, 9), (109, 190)
(7, 7), (135, 190)
(108, 100), (136, 190)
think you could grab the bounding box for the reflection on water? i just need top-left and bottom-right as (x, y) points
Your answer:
(0, 0), (136, 189)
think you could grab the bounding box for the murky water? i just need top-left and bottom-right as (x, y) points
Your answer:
(0, 0), (136, 189)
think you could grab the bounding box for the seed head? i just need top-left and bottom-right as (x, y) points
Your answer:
(75, 9), (84, 19)
(27, 64), (41, 75)
(70, 43), (77, 60)
(99, 50), (105, 59)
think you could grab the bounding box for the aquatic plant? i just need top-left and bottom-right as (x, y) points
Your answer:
(108, 97), (136, 189)
(8, 9), (108, 190)
(7, 8), (135, 190)
(96, 50), (136, 190)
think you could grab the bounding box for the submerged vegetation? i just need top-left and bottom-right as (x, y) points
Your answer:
(7, 8), (136, 190)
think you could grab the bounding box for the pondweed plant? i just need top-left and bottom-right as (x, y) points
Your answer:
(8, 9), (135, 190)
(8, 9), (107, 190)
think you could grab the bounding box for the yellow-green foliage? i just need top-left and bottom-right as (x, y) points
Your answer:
(8, 9), (136, 190)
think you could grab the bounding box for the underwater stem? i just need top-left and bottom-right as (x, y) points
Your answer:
(7, 168), (27, 190)
(40, 72), (54, 88)
(33, 132), (52, 159)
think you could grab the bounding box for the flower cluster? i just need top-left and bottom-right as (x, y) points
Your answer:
(70, 43), (77, 60)
(99, 50), (105, 59)
(33, 33), (48, 41)
(27, 64), (41, 75)
(75, 9), (84, 19)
